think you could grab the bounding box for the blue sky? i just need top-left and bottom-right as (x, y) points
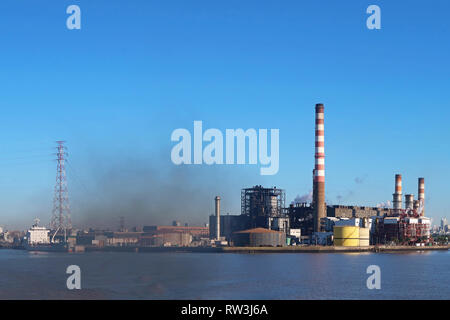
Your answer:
(0, 0), (449, 229)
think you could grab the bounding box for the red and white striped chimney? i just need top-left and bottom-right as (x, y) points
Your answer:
(393, 174), (402, 211)
(418, 178), (425, 216)
(313, 103), (325, 231)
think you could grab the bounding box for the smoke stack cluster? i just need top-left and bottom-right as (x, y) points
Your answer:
(313, 103), (326, 232)
(215, 196), (221, 240)
(392, 175), (426, 215)
(418, 178), (425, 216)
(393, 174), (402, 211)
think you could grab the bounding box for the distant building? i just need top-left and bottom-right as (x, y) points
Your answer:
(107, 232), (141, 246)
(172, 221), (181, 227)
(140, 232), (192, 247)
(208, 214), (250, 241)
(441, 218), (448, 230)
(143, 225), (209, 238)
(327, 205), (391, 219)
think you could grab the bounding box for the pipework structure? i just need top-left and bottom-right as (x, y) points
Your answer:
(313, 103), (326, 232)
(241, 185), (285, 229)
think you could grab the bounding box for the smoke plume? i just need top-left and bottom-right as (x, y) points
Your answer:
(291, 190), (313, 204)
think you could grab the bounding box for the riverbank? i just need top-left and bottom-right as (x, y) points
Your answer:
(84, 244), (449, 253)
(221, 245), (450, 253)
(3, 244), (448, 253)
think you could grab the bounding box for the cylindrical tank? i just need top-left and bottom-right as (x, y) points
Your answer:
(334, 226), (360, 246)
(359, 227), (370, 246)
(232, 228), (286, 247)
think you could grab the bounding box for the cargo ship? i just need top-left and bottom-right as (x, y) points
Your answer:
(23, 219), (68, 252)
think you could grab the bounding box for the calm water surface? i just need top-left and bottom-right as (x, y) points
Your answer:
(0, 249), (448, 299)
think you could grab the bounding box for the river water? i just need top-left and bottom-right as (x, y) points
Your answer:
(0, 249), (448, 299)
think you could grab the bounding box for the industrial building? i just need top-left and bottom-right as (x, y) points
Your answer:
(209, 186), (289, 243)
(142, 225), (209, 238)
(241, 185), (287, 229)
(209, 213), (250, 241)
(286, 203), (314, 239)
(140, 232), (192, 247)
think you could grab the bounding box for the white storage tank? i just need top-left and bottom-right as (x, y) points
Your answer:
(359, 227), (370, 246)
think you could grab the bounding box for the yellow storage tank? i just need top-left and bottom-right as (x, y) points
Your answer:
(359, 227), (370, 246)
(334, 226), (360, 246)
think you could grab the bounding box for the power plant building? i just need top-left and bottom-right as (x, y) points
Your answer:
(241, 185), (286, 229)
(207, 103), (432, 247)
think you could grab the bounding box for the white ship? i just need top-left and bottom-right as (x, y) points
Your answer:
(23, 219), (68, 252)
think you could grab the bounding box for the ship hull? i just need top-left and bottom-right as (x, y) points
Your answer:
(24, 243), (68, 252)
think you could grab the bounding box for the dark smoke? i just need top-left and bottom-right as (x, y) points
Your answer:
(71, 150), (249, 230)
(291, 191), (313, 204)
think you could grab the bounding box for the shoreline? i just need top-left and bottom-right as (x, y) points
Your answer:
(2, 244), (449, 254)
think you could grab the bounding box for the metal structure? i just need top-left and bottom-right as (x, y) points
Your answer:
(241, 185), (285, 229)
(50, 141), (71, 235)
(374, 209), (431, 245)
(313, 103), (326, 232)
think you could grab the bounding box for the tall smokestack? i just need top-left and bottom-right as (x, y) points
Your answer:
(313, 103), (325, 232)
(405, 194), (414, 210)
(413, 200), (420, 211)
(418, 178), (425, 216)
(215, 196), (221, 240)
(393, 174), (402, 211)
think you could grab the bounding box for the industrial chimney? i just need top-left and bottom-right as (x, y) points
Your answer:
(418, 178), (425, 216)
(413, 200), (420, 211)
(392, 174), (402, 212)
(215, 196), (221, 240)
(405, 194), (414, 210)
(313, 103), (326, 232)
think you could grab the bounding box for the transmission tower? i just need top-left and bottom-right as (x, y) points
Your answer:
(50, 141), (71, 232)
